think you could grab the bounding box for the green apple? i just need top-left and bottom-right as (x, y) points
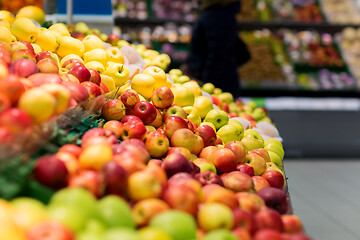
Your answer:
(264, 141), (284, 160)
(245, 101), (257, 112)
(183, 106), (201, 127)
(169, 69), (182, 77)
(246, 152), (267, 176)
(264, 138), (283, 148)
(218, 92), (234, 104)
(228, 102), (240, 114)
(138, 226), (173, 240)
(268, 150), (283, 168)
(193, 158), (217, 173)
(77, 219), (106, 240)
(202, 82), (215, 94)
(244, 129), (264, 145)
(174, 75), (190, 84)
(103, 63), (130, 87)
(217, 124), (241, 145)
(77, 232), (104, 240)
(203, 229), (238, 240)
(197, 202), (234, 231)
(204, 109), (229, 130)
(193, 96), (214, 119)
(228, 119), (244, 139)
(49, 188), (98, 219)
(97, 195), (135, 229)
(104, 228), (139, 240)
(47, 204), (87, 233)
(74, 22), (90, 33)
(149, 210), (197, 240)
(251, 108), (266, 121)
(241, 136), (264, 151)
(213, 88), (222, 95)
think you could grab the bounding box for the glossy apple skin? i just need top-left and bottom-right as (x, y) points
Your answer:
(281, 215), (303, 234)
(101, 161), (128, 196)
(127, 169), (164, 201)
(251, 176), (271, 192)
(233, 208), (256, 235)
(195, 170), (224, 186)
(68, 65), (90, 82)
(81, 127), (117, 148)
(164, 115), (188, 139)
(0, 108), (32, 134)
(225, 141), (247, 164)
(151, 86), (174, 109)
(253, 229), (282, 240)
(162, 152), (194, 177)
(133, 101), (157, 125)
(163, 105), (187, 120)
(120, 89), (140, 109)
(220, 171), (253, 192)
(10, 58), (39, 78)
(68, 170), (103, 197)
(261, 170), (285, 189)
(120, 119), (147, 141)
(145, 130), (169, 158)
(237, 163), (255, 177)
(101, 99), (126, 121)
(195, 124), (216, 147)
(88, 68), (101, 86)
(27, 73), (62, 87)
(62, 81), (89, 103)
(132, 198), (169, 227)
(12, 49), (36, 62)
(254, 207), (283, 232)
(37, 58), (59, 73)
(257, 187), (288, 214)
(80, 81), (102, 99)
(210, 148), (237, 174)
(202, 184), (239, 210)
(236, 192), (266, 214)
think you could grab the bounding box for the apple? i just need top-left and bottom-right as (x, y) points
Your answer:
(79, 144), (113, 171)
(253, 229), (282, 240)
(112, 151), (146, 175)
(236, 192), (265, 213)
(195, 170), (223, 186)
(162, 152), (194, 177)
(232, 228), (251, 240)
(257, 187), (288, 214)
(97, 195), (135, 228)
(195, 124), (217, 147)
(221, 171), (253, 193)
(0, 92), (11, 112)
(164, 115), (188, 139)
(106, 46), (124, 64)
(120, 89), (140, 110)
(60, 73), (80, 83)
(281, 232), (311, 240)
(254, 207), (283, 232)
(103, 228), (138, 239)
(0, 48), (11, 64)
(26, 221), (74, 240)
(68, 65), (90, 82)
(131, 73), (156, 99)
(62, 58), (84, 70)
(133, 101), (157, 125)
(236, 163), (255, 177)
(101, 99), (126, 121)
(251, 176), (270, 192)
(143, 66), (167, 89)
(198, 202), (234, 231)
(0, 60), (9, 79)
(217, 124), (241, 145)
(252, 108), (266, 121)
(261, 170), (285, 189)
(107, 33), (120, 45)
(170, 128), (200, 155)
(88, 68), (101, 86)
(151, 86), (174, 109)
(233, 208), (256, 235)
(103, 120), (123, 139)
(10, 58), (39, 78)
(127, 169), (163, 201)
(83, 49), (107, 68)
(204, 109), (229, 130)
(101, 161), (128, 196)
(55, 151), (80, 175)
(138, 226), (174, 240)
(0, 108), (32, 134)
(121, 115), (142, 124)
(171, 84), (195, 107)
(245, 152), (267, 176)
(210, 148), (237, 174)
(203, 229), (238, 240)
(145, 130), (169, 158)
(33, 155), (69, 189)
(11, 49), (36, 62)
(40, 83), (71, 115)
(120, 117), (147, 140)
(268, 151), (283, 169)
(163, 105), (187, 120)
(59, 144), (82, 158)
(68, 170), (103, 197)
(224, 141), (246, 164)
(81, 81), (102, 99)
(281, 215), (303, 233)
(37, 58), (59, 73)
(35, 51), (57, 62)
(132, 198), (170, 227)
(62, 82), (89, 103)
(193, 158), (217, 173)
(82, 34), (104, 51)
(202, 82), (215, 94)
(203, 184), (239, 209)
(150, 108), (163, 128)
(264, 141), (285, 160)
(193, 96), (214, 119)
(149, 210), (197, 240)
(249, 148), (270, 162)
(167, 147), (193, 161)
(27, 73), (62, 86)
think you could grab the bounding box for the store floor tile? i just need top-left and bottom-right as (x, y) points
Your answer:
(285, 159), (360, 240)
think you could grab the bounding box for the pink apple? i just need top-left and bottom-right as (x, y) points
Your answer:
(237, 163), (255, 177)
(121, 115), (143, 124)
(162, 152), (194, 177)
(195, 124), (216, 147)
(164, 115), (188, 139)
(163, 105), (187, 120)
(221, 171), (253, 192)
(37, 58), (59, 73)
(261, 170), (285, 189)
(69, 65), (90, 82)
(10, 58), (39, 78)
(151, 86), (174, 109)
(35, 51), (57, 62)
(81, 127), (117, 148)
(210, 148), (237, 174)
(133, 101), (157, 125)
(253, 229), (282, 240)
(62, 81), (89, 103)
(27, 73), (62, 86)
(225, 141), (247, 164)
(249, 149), (270, 162)
(81, 81), (102, 99)
(101, 99), (126, 121)
(145, 130), (169, 158)
(26, 220), (74, 240)
(194, 170), (224, 186)
(251, 176), (270, 192)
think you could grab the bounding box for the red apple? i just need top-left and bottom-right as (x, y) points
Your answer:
(194, 170), (224, 186)
(210, 148), (237, 174)
(121, 114), (142, 124)
(10, 58), (39, 78)
(100, 81), (109, 93)
(257, 187), (288, 214)
(253, 229), (282, 240)
(133, 101), (157, 125)
(33, 155), (69, 189)
(145, 130), (169, 158)
(120, 89), (140, 109)
(81, 127), (117, 147)
(261, 170), (285, 189)
(251, 176), (271, 192)
(88, 68), (101, 86)
(249, 149), (270, 162)
(164, 115), (188, 139)
(215, 136), (223, 145)
(36, 58), (59, 73)
(101, 99), (126, 121)
(221, 171), (253, 192)
(81, 81), (102, 99)
(62, 58), (84, 70)
(202, 184), (239, 210)
(0, 108), (32, 134)
(195, 124), (216, 147)
(162, 152), (194, 177)
(107, 33), (120, 45)
(62, 82), (89, 103)
(103, 120), (123, 139)
(281, 215), (303, 233)
(233, 208), (256, 235)
(35, 51), (57, 62)
(151, 86), (174, 109)
(19, 41), (35, 56)
(225, 141), (247, 164)
(101, 161), (128, 196)
(150, 108), (163, 128)
(254, 207), (283, 232)
(27, 73), (62, 86)
(163, 105), (187, 120)
(0, 92), (11, 112)
(236, 192), (266, 213)
(26, 220), (74, 240)
(281, 233), (311, 240)
(199, 145), (219, 161)
(69, 65), (90, 82)
(237, 163), (255, 177)
(120, 119), (147, 140)
(0, 48), (11, 64)
(68, 170), (103, 197)
(12, 49), (36, 62)
(167, 146), (193, 161)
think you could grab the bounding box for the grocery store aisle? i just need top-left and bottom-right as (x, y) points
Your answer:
(285, 159), (360, 240)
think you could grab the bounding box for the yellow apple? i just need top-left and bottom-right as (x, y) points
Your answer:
(85, 61), (105, 74)
(34, 29), (59, 52)
(0, 19), (10, 30)
(83, 48), (107, 67)
(106, 47), (125, 64)
(143, 49), (159, 60)
(142, 66), (167, 89)
(103, 62), (129, 87)
(10, 18), (38, 42)
(171, 84), (195, 107)
(60, 54), (84, 67)
(193, 96), (213, 119)
(217, 124), (241, 144)
(0, 26), (12, 43)
(100, 74), (116, 91)
(31, 43), (42, 54)
(40, 83), (71, 115)
(131, 73), (156, 99)
(57, 36), (85, 58)
(74, 22), (90, 33)
(183, 106), (201, 127)
(48, 23), (70, 37)
(15, 5), (46, 25)
(0, 10), (14, 25)
(82, 34), (105, 52)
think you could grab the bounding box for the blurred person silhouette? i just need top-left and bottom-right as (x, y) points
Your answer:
(185, 0), (250, 98)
